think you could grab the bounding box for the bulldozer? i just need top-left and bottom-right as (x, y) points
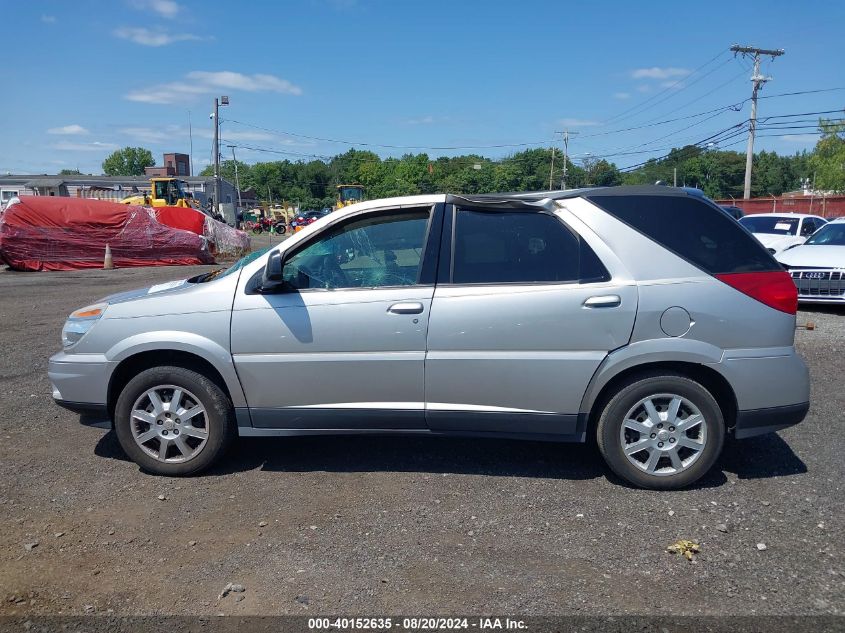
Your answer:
(335, 184), (365, 210)
(121, 178), (197, 208)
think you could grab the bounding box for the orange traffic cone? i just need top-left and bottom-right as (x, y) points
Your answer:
(103, 244), (114, 270)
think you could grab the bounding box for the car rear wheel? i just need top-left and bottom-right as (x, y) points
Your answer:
(114, 366), (235, 476)
(596, 373), (724, 490)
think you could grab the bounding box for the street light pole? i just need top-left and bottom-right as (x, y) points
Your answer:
(212, 95), (229, 216)
(212, 98), (220, 215)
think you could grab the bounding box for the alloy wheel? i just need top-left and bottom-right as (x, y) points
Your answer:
(619, 393), (707, 476)
(130, 384), (209, 463)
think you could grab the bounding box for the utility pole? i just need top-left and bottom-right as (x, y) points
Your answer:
(188, 110), (194, 176)
(212, 95), (229, 215)
(549, 146), (556, 190)
(731, 44), (784, 199)
(227, 145), (243, 212)
(555, 130), (574, 189)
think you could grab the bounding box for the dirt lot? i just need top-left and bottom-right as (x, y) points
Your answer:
(0, 261), (843, 617)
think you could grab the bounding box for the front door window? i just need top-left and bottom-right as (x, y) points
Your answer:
(283, 209), (431, 290)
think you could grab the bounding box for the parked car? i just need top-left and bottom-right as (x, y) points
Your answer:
(49, 186), (809, 490)
(291, 209), (331, 231)
(777, 218), (845, 304)
(719, 205), (745, 220)
(738, 213), (827, 255)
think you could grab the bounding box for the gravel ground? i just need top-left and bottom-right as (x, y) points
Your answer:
(0, 263), (843, 617)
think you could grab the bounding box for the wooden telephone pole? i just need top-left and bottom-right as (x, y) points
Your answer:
(730, 44), (785, 199)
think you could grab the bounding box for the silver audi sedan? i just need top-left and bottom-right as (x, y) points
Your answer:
(49, 186), (810, 489)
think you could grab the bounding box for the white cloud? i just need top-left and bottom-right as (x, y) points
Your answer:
(660, 80), (684, 89)
(557, 118), (601, 127)
(780, 134), (820, 143)
(631, 67), (690, 80)
(53, 141), (118, 152)
(613, 92), (630, 100)
(114, 27), (202, 47)
(130, 0), (181, 18)
(186, 71), (302, 95)
(120, 126), (178, 143)
(47, 124), (89, 135)
(125, 70), (302, 104)
(636, 84), (652, 93)
(405, 115), (436, 125)
(41, 14), (56, 23)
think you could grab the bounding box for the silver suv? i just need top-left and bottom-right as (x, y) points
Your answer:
(49, 186), (810, 489)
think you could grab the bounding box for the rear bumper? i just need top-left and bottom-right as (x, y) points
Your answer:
(734, 401), (809, 439)
(55, 400), (109, 416)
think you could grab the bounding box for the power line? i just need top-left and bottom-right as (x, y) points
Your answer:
(602, 49), (731, 125)
(730, 43), (786, 199)
(225, 119), (554, 150)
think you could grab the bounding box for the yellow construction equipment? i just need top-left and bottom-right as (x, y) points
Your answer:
(335, 184), (365, 210)
(121, 178), (197, 208)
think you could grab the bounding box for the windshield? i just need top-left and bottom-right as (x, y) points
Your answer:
(192, 247), (271, 283)
(739, 216), (799, 235)
(804, 223), (845, 246)
(339, 186), (364, 203)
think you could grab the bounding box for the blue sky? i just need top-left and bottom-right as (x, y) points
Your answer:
(2, 0), (843, 175)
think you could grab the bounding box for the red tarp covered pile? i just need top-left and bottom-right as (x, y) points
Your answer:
(154, 206), (250, 256)
(0, 196), (214, 271)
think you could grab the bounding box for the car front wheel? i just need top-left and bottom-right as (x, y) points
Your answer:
(114, 366), (235, 476)
(596, 372), (725, 490)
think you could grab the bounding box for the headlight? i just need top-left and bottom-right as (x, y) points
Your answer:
(61, 302), (108, 348)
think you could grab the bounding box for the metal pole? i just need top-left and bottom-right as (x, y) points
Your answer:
(188, 110), (194, 176)
(673, 167), (677, 187)
(229, 145), (243, 211)
(213, 98), (221, 214)
(561, 131), (569, 190)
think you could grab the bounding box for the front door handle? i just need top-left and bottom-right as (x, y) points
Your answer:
(583, 295), (621, 308)
(388, 302), (424, 315)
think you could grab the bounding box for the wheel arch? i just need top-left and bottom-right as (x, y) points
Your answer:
(107, 349), (237, 422)
(583, 360), (738, 437)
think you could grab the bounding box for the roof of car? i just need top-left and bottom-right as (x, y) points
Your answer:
(741, 213), (821, 218)
(334, 185), (710, 216)
(451, 184), (705, 203)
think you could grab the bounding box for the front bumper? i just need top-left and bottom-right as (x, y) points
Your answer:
(734, 401), (809, 439)
(48, 352), (114, 411)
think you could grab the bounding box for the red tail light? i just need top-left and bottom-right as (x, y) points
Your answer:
(715, 271), (797, 314)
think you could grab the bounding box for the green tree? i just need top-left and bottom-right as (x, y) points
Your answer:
(58, 168), (82, 175)
(102, 147), (155, 176)
(808, 118), (845, 193)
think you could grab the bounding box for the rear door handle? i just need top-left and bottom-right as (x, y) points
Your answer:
(388, 302), (424, 315)
(583, 295), (621, 308)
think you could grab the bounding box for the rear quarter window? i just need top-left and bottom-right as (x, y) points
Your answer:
(588, 194), (779, 274)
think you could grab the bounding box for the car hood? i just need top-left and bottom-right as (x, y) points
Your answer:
(101, 279), (191, 305)
(777, 245), (845, 268)
(753, 233), (802, 251)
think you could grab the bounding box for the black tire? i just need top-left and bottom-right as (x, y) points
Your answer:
(252, 226), (263, 235)
(114, 366), (235, 476)
(596, 372), (725, 490)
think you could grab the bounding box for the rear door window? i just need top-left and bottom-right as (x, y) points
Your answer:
(589, 194), (779, 274)
(451, 209), (609, 284)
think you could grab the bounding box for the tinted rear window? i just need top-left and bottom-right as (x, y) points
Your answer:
(588, 194), (779, 274)
(739, 215), (799, 235)
(452, 209), (610, 284)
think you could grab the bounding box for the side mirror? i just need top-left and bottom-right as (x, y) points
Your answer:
(262, 251), (285, 289)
